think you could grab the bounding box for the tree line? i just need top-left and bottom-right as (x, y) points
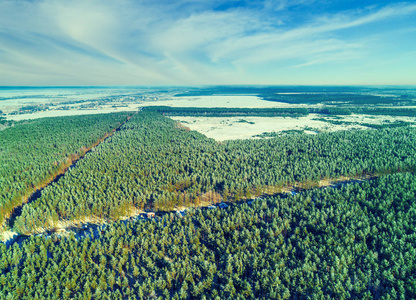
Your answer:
(260, 93), (410, 106)
(146, 105), (416, 118)
(143, 106), (309, 117)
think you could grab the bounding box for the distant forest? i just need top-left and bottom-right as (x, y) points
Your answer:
(174, 85), (366, 96)
(143, 106), (309, 117)
(260, 93), (411, 106)
(174, 86), (415, 107)
(144, 106), (416, 118)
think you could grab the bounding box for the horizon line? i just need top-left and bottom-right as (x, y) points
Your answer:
(1, 84), (416, 89)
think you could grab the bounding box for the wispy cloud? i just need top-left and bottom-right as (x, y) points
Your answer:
(0, 0), (415, 85)
(312, 2), (416, 31)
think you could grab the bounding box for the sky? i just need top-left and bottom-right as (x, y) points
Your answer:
(0, 0), (415, 86)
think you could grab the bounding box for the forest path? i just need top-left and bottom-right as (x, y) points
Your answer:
(1, 114), (134, 240)
(2, 170), (402, 248)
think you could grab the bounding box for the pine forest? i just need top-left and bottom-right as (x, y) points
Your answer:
(0, 109), (415, 299)
(1, 173), (415, 299)
(0, 113), (131, 226)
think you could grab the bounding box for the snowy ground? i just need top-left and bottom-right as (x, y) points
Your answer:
(141, 95), (306, 108)
(2, 92), (415, 139)
(6, 106), (139, 121)
(1, 94), (300, 120)
(171, 113), (416, 141)
(170, 114), (364, 141)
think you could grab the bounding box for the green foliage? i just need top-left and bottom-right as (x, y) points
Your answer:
(261, 93), (410, 106)
(2, 173), (416, 299)
(15, 111), (416, 233)
(143, 106), (309, 117)
(310, 107), (352, 115)
(314, 117), (413, 129)
(355, 107), (416, 117)
(0, 113), (130, 225)
(236, 119), (255, 124)
(253, 129), (305, 138)
(145, 105), (416, 118)
(16, 104), (49, 114)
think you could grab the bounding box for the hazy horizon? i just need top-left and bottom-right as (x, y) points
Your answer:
(1, 84), (416, 88)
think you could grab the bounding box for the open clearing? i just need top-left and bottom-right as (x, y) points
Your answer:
(1, 95), (305, 120)
(2, 93), (415, 139)
(143, 95), (305, 108)
(5, 106), (139, 121)
(329, 114), (416, 124)
(170, 114), (361, 141)
(171, 113), (416, 141)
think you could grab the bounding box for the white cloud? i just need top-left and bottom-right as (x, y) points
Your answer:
(178, 2), (416, 68)
(312, 2), (416, 31)
(0, 0), (415, 85)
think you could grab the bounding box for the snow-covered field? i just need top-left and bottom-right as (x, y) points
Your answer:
(171, 112), (416, 141)
(2, 90), (415, 140)
(170, 114), (366, 141)
(1, 94), (296, 120)
(6, 106), (139, 121)
(143, 95), (301, 108)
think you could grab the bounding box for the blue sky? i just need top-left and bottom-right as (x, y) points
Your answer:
(0, 0), (415, 86)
